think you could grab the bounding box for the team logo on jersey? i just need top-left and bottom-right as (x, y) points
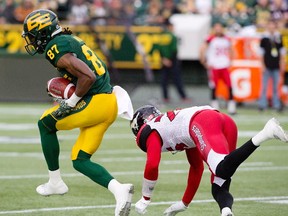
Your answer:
(27, 12), (52, 31)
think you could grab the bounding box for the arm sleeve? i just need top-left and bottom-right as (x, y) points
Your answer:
(143, 130), (162, 181)
(182, 147), (204, 205)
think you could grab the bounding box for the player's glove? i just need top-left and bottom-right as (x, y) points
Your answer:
(163, 201), (188, 216)
(52, 99), (74, 117)
(135, 197), (151, 215)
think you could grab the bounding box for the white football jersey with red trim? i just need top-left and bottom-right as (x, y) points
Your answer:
(206, 35), (231, 69)
(146, 106), (214, 152)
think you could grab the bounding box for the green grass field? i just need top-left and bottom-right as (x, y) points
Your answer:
(0, 102), (288, 216)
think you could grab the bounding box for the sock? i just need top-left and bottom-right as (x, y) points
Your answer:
(73, 150), (114, 188)
(216, 139), (258, 179)
(108, 179), (122, 196)
(252, 130), (267, 146)
(38, 119), (60, 171)
(212, 180), (233, 211)
(48, 169), (62, 184)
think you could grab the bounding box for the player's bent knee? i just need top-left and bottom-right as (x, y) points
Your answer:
(38, 115), (58, 133)
(72, 159), (86, 173)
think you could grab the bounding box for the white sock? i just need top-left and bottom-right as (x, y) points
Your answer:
(48, 169), (62, 184)
(252, 130), (268, 146)
(108, 179), (122, 196)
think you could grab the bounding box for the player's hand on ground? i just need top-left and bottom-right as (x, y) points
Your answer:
(135, 196), (151, 214)
(163, 201), (188, 216)
(53, 99), (74, 117)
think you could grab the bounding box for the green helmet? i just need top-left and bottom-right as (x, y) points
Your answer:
(22, 9), (62, 55)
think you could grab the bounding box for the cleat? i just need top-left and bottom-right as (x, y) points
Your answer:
(36, 180), (68, 196)
(227, 100), (237, 115)
(221, 207), (234, 216)
(115, 184), (134, 216)
(263, 118), (288, 142)
(211, 100), (219, 110)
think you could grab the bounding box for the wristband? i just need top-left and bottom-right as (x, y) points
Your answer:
(66, 93), (82, 107)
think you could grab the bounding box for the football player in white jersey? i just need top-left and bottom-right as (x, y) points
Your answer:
(200, 22), (236, 115)
(130, 105), (288, 216)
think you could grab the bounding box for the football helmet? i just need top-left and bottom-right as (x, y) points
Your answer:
(22, 9), (62, 55)
(130, 105), (162, 136)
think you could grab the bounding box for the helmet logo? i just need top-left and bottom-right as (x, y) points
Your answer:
(27, 12), (52, 31)
(131, 112), (140, 132)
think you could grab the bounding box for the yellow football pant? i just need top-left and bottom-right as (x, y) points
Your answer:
(40, 93), (118, 160)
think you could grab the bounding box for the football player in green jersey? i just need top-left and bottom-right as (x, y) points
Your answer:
(22, 9), (133, 216)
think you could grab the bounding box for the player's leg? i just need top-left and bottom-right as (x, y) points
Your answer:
(171, 59), (187, 100)
(69, 94), (133, 216)
(210, 69), (220, 109)
(258, 68), (270, 110)
(211, 177), (233, 216)
(36, 106), (68, 196)
(191, 110), (237, 215)
(161, 66), (170, 102)
(36, 94), (116, 196)
(216, 117), (288, 180)
(271, 69), (281, 110)
(221, 68), (236, 115)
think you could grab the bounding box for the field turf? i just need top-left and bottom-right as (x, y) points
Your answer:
(0, 102), (287, 216)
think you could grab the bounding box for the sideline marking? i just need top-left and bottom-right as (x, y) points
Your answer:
(0, 196), (287, 214)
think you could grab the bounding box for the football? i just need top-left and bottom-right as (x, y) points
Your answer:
(47, 77), (76, 99)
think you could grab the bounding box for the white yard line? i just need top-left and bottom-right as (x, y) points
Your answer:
(0, 196), (287, 214)
(1, 166), (288, 180)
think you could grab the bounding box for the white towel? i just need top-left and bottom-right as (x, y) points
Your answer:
(113, 85), (134, 120)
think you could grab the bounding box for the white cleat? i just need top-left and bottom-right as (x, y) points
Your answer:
(221, 207), (234, 216)
(115, 184), (134, 216)
(211, 100), (220, 110)
(36, 180), (68, 196)
(227, 100), (237, 115)
(263, 118), (288, 142)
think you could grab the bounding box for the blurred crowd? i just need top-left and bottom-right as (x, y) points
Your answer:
(0, 0), (287, 29)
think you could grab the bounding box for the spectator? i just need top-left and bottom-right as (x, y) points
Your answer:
(199, 22), (237, 115)
(177, 0), (197, 14)
(211, 2), (235, 27)
(143, 0), (164, 26)
(161, 0), (181, 21)
(258, 19), (286, 112)
(68, 0), (90, 25)
(158, 19), (190, 103)
(13, 0), (35, 24)
(106, 0), (125, 25)
(90, 0), (108, 26)
(233, 1), (255, 27)
(56, 0), (70, 21)
(36, 0), (58, 11)
(195, 0), (213, 14)
(269, 0), (288, 30)
(254, 0), (271, 29)
(0, 0), (17, 24)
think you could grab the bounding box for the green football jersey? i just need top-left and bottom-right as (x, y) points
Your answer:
(45, 34), (112, 95)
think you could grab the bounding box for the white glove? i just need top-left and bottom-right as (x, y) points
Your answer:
(163, 201), (188, 216)
(135, 196), (151, 215)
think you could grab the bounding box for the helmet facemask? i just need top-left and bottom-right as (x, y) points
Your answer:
(22, 29), (49, 55)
